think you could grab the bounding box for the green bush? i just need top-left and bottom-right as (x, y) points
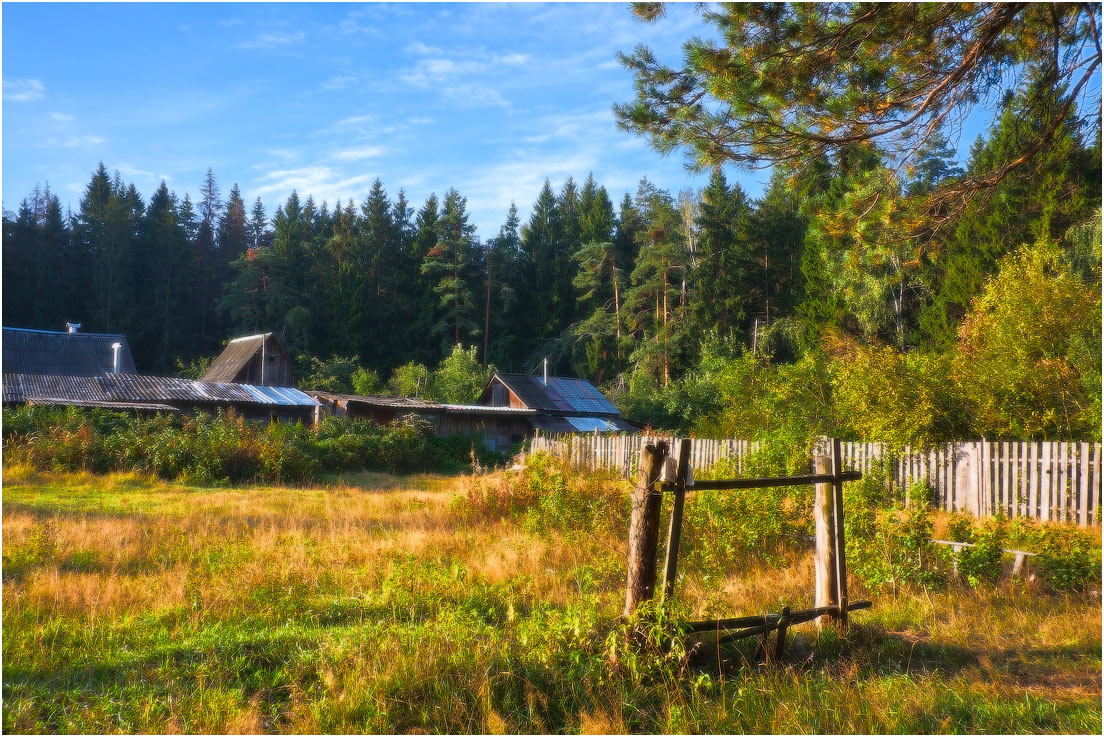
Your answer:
(956, 518), (1007, 588)
(845, 467), (948, 591)
(1025, 525), (1099, 592)
(2, 406), (502, 484)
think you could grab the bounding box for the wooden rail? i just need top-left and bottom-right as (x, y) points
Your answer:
(624, 437), (865, 656)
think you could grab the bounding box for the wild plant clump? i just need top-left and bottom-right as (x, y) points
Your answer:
(839, 470), (945, 592)
(1, 405), (502, 485)
(456, 453), (629, 538)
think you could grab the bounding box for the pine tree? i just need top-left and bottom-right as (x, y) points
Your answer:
(484, 203), (522, 368)
(625, 184), (688, 386)
(139, 181), (199, 370)
(421, 188), (480, 351)
(519, 180), (568, 364)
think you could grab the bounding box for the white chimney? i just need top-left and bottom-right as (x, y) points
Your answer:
(543, 357), (548, 386)
(66, 322), (81, 334)
(111, 342), (122, 374)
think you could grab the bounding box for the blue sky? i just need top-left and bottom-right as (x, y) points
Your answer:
(2, 2), (752, 237)
(3, 3), (1063, 239)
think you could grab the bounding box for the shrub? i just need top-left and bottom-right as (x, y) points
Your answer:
(845, 467), (948, 591)
(956, 517), (1007, 588)
(1027, 525), (1099, 592)
(2, 406), (499, 485)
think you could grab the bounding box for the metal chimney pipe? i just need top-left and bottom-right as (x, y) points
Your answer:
(66, 322), (81, 334)
(543, 357), (548, 386)
(111, 342), (122, 374)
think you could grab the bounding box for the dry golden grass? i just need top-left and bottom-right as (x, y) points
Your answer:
(3, 465), (1100, 734)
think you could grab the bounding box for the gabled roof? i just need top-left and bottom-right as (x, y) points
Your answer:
(483, 373), (620, 416)
(201, 333), (277, 383)
(2, 327), (136, 376)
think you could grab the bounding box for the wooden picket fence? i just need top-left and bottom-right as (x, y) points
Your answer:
(528, 432), (1103, 526)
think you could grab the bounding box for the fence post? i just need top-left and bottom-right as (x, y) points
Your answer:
(831, 438), (849, 625)
(814, 454), (837, 627)
(623, 441), (668, 617)
(660, 438), (692, 603)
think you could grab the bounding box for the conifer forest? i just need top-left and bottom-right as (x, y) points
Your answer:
(3, 3), (1101, 444)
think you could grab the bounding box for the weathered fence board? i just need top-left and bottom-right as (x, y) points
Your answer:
(529, 433), (1103, 526)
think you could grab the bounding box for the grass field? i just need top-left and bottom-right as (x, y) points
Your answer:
(2, 463), (1101, 734)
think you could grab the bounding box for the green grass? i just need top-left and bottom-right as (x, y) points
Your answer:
(3, 465), (1100, 734)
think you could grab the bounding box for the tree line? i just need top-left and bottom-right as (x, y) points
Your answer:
(3, 83), (1101, 441)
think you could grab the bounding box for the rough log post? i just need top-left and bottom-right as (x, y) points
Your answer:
(773, 606), (792, 660)
(623, 441), (668, 617)
(660, 438), (692, 603)
(831, 437), (850, 625)
(813, 455), (837, 628)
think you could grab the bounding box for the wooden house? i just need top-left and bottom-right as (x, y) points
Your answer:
(477, 372), (637, 436)
(202, 333), (292, 386)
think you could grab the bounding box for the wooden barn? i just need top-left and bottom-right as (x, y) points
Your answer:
(202, 333), (292, 386)
(306, 390), (536, 451)
(307, 372), (634, 452)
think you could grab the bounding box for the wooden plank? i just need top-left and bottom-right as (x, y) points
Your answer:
(814, 455), (836, 628)
(1028, 442), (1039, 521)
(1058, 442), (1069, 523)
(1092, 444), (1100, 526)
(1001, 441), (1010, 518)
(1021, 442), (1030, 518)
(1041, 442), (1052, 522)
(1079, 442), (1090, 526)
(830, 438), (849, 626)
(661, 439), (692, 603)
(980, 441), (990, 517)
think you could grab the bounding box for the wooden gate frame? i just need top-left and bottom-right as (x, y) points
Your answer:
(623, 437), (868, 653)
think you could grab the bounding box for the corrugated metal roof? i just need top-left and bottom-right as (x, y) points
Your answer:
(528, 416), (637, 432)
(438, 403), (537, 416)
(307, 391), (440, 410)
(201, 333), (275, 383)
(547, 377), (620, 415)
(487, 373), (620, 416)
(307, 391), (538, 415)
(3, 373), (318, 409)
(25, 397), (180, 412)
(238, 383), (318, 406)
(2, 327), (137, 376)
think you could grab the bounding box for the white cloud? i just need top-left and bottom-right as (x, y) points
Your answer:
(443, 85), (510, 110)
(266, 148), (302, 162)
(4, 78), (45, 102)
(49, 112), (75, 122)
(324, 114), (380, 135)
(398, 47), (529, 87)
(405, 41), (444, 56)
(238, 31), (305, 50)
(117, 164), (154, 178)
(522, 110), (615, 144)
(330, 145), (389, 162)
(62, 135), (106, 147)
(254, 166), (380, 205)
(321, 75), (358, 92)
